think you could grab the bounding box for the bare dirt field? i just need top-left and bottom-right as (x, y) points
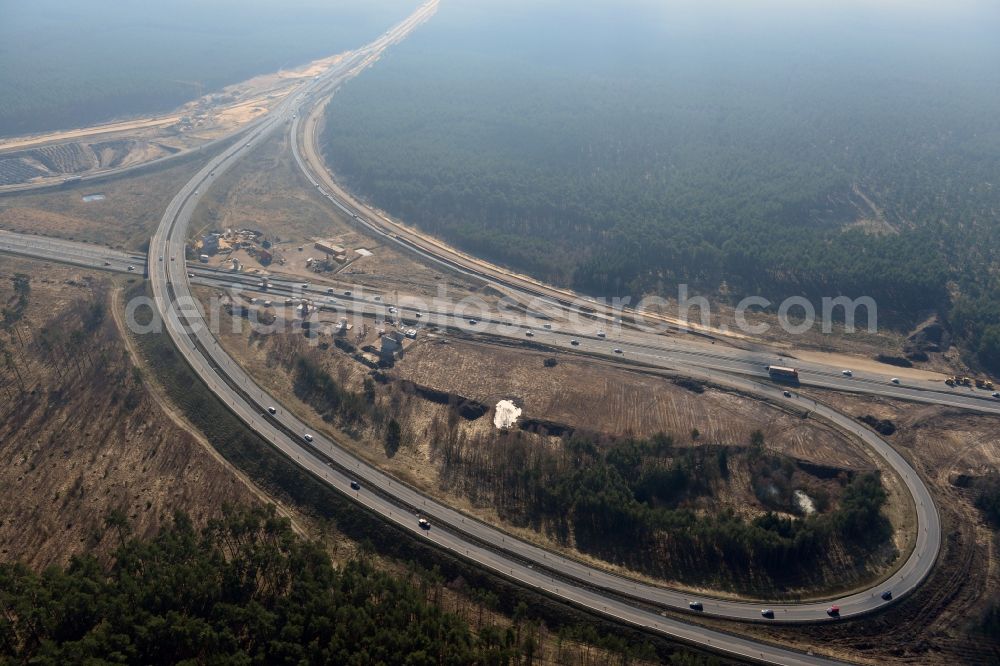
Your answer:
(396, 338), (872, 470)
(188, 129), (476, 300)
(0, 154), (209, 250)
(0, 257), (262, 568)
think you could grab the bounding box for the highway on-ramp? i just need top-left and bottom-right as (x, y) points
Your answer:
(134, 3), (950, 664)
(0, 212), (947, 663)
(0, 3), (959, 662)
(0, 171), (965, 663)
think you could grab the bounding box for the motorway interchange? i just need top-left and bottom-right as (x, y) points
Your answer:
(0, 2), (993, 663)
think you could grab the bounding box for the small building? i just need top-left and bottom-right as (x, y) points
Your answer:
(379, 331), (405, 362)
(314, 240), (348, 262)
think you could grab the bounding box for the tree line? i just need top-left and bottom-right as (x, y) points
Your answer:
(0, 505), (590, 664)
(322, 7), (1000, 371)
(429, 422), (891, 593)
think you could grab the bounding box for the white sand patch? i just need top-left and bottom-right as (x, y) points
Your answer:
(494, 400), (522, 429)
(794, 489), (816, 515)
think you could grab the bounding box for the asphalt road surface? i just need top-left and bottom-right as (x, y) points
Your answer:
(0, 2), (975, 661)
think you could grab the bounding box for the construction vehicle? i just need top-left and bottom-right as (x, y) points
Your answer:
(976, 379), (986, 389)
(945, 377), (956, 387)
(961, 377), (973, 387)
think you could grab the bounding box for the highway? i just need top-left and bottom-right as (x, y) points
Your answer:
(0, 2), (973, 661)
(0, 209), (954, 663)
(5, 228), (998, 420)
(136, 3), (864, 664)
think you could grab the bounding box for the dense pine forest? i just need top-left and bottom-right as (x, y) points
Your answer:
(0, 506), (686, 664)
(429, 423), (892, 593)
(323, 0), (1000, 370)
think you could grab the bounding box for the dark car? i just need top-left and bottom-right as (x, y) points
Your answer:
(688, 601), (703, 611)
(267, 406), (277, 414)
(418, 517), (431, 530)
(881, 590), (893, 601)
(350, 480), (361, 491)
(761, 609), (774, 619)
(826, 605), (840, 617)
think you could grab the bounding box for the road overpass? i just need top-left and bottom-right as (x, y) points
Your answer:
(0, 2), (967, 661)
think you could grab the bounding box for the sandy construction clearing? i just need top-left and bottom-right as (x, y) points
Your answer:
(0, 115), (183, 153)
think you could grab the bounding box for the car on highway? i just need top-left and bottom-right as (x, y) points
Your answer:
(103, 261), (111, 266)
(343, 290), (352, 296)
(268, 406), (277, 414)
(415, 312), (422, 318)
(613, 348), (623, 354)
(159, 256), (163, 261)
(350, 480), (361, 491)
(525, 329), (534, 337)
(891, 377), (901, 384)
(881, 590), (893, 600)
(417, 517), (431, 530)
(570, 339), (580, 345)
(597, 331), (606, 338)
(826, 605), (840, 617)
(302, 283), (309, 290)
(993, 391), (1000, 399)
(327, 288), (335, 294)
(127, 265), (134, 271)
(468, 319), (477, 325)
(688, 601), (703, 611)
(783, 390), (792, 397)
(188, 272), (195, 278)
(373, 295), (381, 301)
(303, 433), (314, 443)
(761, 609), (774, 619)
(543, 323), (552, 329)
(842, 369), (853, 376)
